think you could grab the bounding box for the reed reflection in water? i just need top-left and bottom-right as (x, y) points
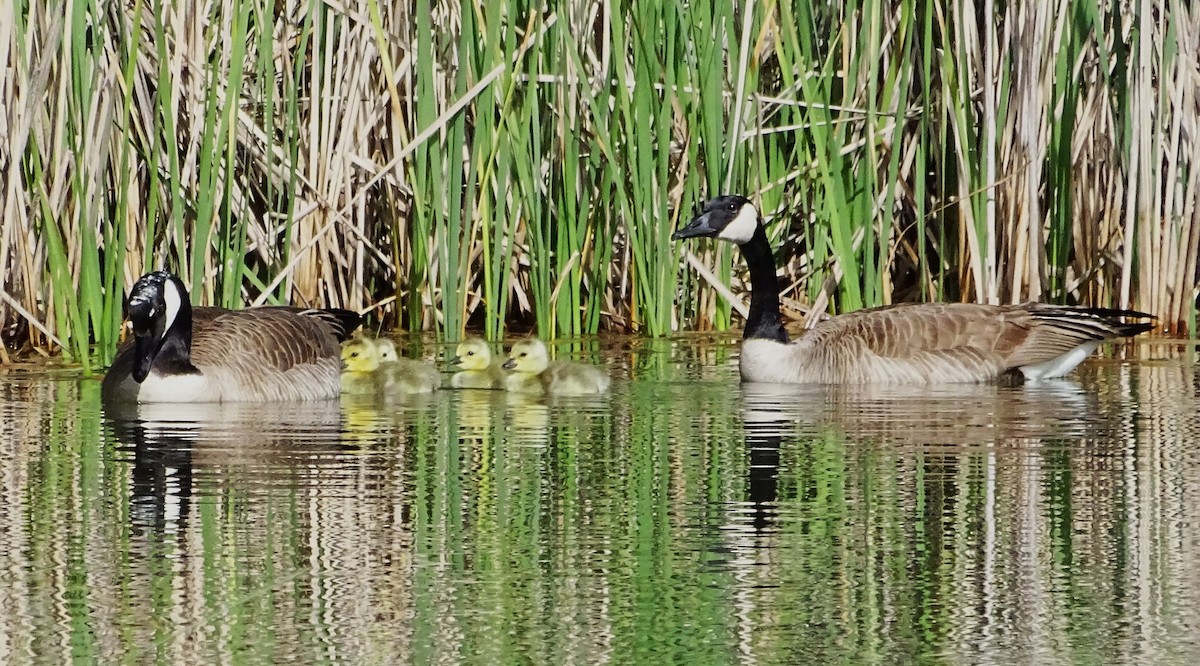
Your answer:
(0, 339), (1197, 664)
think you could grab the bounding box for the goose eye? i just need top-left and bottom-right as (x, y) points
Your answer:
(466, 351), (474, 356)
(727, 202), (737, 211)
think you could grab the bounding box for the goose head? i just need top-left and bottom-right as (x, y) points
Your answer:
(451, 338), (492, 371)
(341, 339), (382, 373)
(502, 339), (550, 374)
(671, 195), (760, 245)
(125, 270), (194, 382)
(672, 195), (789, 344)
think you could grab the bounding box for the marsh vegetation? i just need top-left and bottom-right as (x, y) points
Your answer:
(2, 0), (1196, 368)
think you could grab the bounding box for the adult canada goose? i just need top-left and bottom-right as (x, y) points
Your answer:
(448, 337), (507, 389)
(502, 339), (611, 395)
(102, 270), (361, 402)
(672, 195), (1156, 384)
(341, 337), (442, 394)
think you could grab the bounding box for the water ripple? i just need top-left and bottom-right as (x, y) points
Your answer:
(0, 345), (1198, 664)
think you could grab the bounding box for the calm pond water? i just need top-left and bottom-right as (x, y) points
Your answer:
(1, 336), (1198, 665)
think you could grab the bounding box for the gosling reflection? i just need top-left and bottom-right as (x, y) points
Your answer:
(340, 389), (436, 446)
(454, 389), (505, 440)
(506, 391), (552, 443)
(502, 390), (612, 446)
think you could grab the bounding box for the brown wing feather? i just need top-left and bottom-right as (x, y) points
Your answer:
(189, 308), (341, 373)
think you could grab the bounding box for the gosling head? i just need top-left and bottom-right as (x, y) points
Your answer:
(671, 195), (760, 245)
(372, 338), (400, 364)
(341, 339), (381, 373)
(451, 338), (493, 371)
(502, 339), (550, 374)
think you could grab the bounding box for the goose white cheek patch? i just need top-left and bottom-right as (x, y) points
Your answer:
(717, 204), (759, 244)
(161, 279), (183, 337)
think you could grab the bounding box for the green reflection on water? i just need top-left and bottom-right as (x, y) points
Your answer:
(1, 341), (1199, 665)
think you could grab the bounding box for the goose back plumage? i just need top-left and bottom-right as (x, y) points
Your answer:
(739, 302), (1153, 384)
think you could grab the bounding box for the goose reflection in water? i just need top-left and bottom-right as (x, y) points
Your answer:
(103, 400), (345, 537)
(734, 379), (1100, 533)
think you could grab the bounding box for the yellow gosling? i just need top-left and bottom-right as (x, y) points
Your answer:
(340, 338), (382, 395)
(341, 338), (441, 395)
(449, 337), (507, 389)
(501, 339), (610, 396)
(372, 339), (442, 394)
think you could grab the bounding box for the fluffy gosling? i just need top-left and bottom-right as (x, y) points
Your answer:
(341, 338), (441, 395)
(502, 339), (610, 396)
(448, 337), (507, 389)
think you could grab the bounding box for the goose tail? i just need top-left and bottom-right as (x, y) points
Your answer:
(1030, 305), (1156, 340)
(302, 308), (362, 341)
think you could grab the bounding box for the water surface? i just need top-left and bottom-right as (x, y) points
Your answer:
(1, 338), (1198, 664)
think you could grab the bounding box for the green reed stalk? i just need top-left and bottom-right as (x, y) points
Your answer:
(34, 158), (83, 362)
(67, 0), (102, 370)
(189, 63), (225, 302)
(915, 0), (936, 300)
(603, 0), (678, 336)
(216, 1), (252, 307)
(424, 0), (495, 340)
(272, 4), (313, 306)
(151, 0), (186, 277)
(1045, 1), (1085, 302)
(96, 0), (147, 366)
(939, 1), (985, 303)
(876, 3), (915, 303)
(513, 92), (553, 335)
(464, 0), (517, 342)
(793, 1), (865, 313)
(530, 116), (554, 344)
(405, 0), (437, 332)
(691, 2), (735, 330)
(549, 30), (585, 338)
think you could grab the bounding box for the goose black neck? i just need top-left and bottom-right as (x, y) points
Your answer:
(739, 225), (789, 343)
(155, 302), (200, 375)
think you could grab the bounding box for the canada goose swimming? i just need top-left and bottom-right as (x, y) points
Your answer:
(501, 339), (611, 395)
(341, 337), (442, 394)
(101, 271), (361, 402)
(448, 337), (507, 389)
(672, 195), (1156, 384)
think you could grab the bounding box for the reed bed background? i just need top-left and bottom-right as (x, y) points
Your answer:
(1, 0), (1197, 367)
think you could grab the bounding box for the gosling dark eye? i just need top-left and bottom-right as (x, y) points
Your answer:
(466, 351), (475, 356)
